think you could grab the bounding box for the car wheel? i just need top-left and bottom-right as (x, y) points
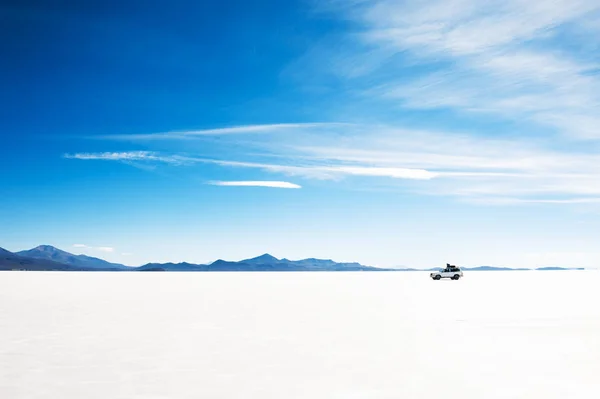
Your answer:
(433, 275), (441, 280)
(453, 275), (460, 280)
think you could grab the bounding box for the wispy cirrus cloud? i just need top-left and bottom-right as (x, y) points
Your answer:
(63, 149), (439, 181)
(208, 181), (302, 189)
(318, 0), (600, 139)
(63, 151), (196, 165)
(93, 122), (350, 141)
(284, 125), (600, 200)
(208, 159), (438, 180)
(64, 120), (600, 204)
(73, 244), (115, 253)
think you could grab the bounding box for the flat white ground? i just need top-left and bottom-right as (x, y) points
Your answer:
(1, 271), (599, 399)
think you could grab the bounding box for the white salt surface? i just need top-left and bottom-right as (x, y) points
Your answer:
(1, 271), (599, 399)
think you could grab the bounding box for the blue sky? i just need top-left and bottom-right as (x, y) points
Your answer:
(2, 0), (600, 268)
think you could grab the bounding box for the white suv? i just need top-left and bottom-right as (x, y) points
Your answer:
(431, 265), (463, 280)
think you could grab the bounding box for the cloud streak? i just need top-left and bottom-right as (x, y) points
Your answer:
(65, 150), (439, 181)
(63, 151), (196, 165)
(287, 125), (600, 200)
(322, 0), (600, 139)
(208, 159), (438, 180)
(208, 181), (302, 189)
(73, 244), (115, 253)
(94, 123), (350, 141)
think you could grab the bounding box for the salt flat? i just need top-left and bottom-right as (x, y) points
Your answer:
(1, 271), (599, 399)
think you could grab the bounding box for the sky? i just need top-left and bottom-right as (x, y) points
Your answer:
(2, 0), (600, 268)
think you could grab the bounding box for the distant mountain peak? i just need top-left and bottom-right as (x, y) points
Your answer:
(242, 253), (279, 264)
(16, 245), (127, 270)
(22, 245), (72, 257)
(32, 245), (61, 252)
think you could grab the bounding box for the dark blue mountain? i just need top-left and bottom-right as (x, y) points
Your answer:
(238, 255), (391, 271)
(137, 262), (208, 272)
(241, 254), (281, 264)
(3, 246), (394, 272)
(136, 256), (394, 272)
(17, 245), (128, 270)
(1, 247), (93, 271)
(210, 259), (292, 271)
(284, 258), (338, 268)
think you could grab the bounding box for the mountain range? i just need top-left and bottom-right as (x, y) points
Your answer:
(16, 245), (128, 270)
(0, 245), (586, 272)
(1, 246), (96, 271)
(1, 245), (395, 272)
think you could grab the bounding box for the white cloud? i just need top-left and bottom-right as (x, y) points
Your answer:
(72, 244), (115, 253)
(208, 160), (340, 180)
(332, 166), (437, 179)
(322, 0), (600, 139)
(63, 120), (600, 204)
(209, 159), (437, 180)
(95, 123), (349, 140)
(64, 151), (438, 181)
(209, 181), (302, 189)
(65, 151), (152, 161)
(63, 151), (196, 165)
(357, 0), (599, 56)
(231, 123), (600, 202)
